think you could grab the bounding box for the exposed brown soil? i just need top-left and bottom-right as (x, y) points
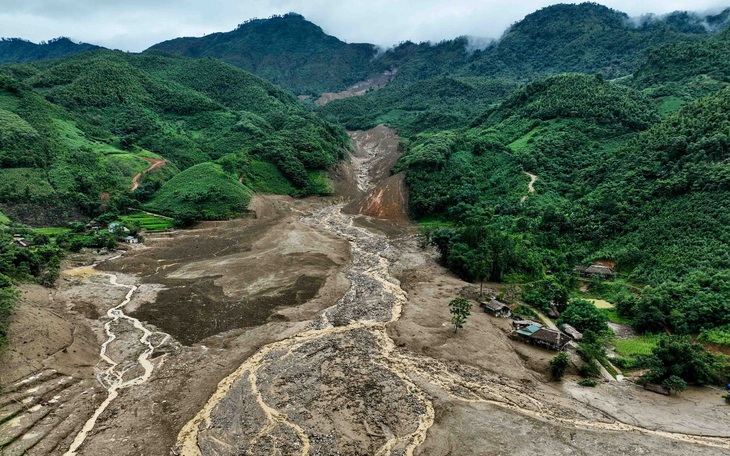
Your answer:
(315, 70), (397, 106)
(2, 125), (729, 456)
(341, 126), (409, 224)
(131, 157), (167, 191)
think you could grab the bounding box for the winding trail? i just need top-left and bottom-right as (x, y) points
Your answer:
(63, 267), (170, 456)
(131, 157), (167, 191)
(521, 171), (538, 203)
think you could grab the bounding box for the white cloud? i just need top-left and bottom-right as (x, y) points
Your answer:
(0, 0), (727, 52)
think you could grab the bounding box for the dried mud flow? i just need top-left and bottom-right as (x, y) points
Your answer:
(2, 126), (730, 456)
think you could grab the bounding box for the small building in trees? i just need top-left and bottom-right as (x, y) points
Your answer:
(530, 328), (571, 351)
(481, 299), (511, 318)
(86, 221), (103, 231)
(575, 264), (614, 280)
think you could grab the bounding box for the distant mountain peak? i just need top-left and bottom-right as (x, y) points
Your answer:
(148, 12), (379, 94)
(0, 37), (99, 64)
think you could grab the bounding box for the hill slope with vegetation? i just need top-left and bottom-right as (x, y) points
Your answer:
(148, 13), (379, 95)
(0, 49), (348, 225)
(0, 37), (99, 64)
(319, 3), (729, 137)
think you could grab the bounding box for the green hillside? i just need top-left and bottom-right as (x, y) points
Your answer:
(144, 162), (253, 222)
(395, 72), (730, 339)
(320, 3), (728, 138)
(0, 49), (348, 224)
(148, 13), (378, 95)
(0, 37), (99, 64)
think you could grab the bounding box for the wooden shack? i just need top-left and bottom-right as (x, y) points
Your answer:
(575, 264), (614, 280)
(481, 299), (511, 318)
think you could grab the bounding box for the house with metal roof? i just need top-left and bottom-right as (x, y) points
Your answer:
(511, 324), (570, 351)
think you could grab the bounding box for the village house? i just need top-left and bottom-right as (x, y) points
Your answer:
(86, 221), (103, 231)
(511, 324), (570, 351)
(481, 299), (511, 318)
(575, 264), (614, 280)
(512, 320), (543, 330)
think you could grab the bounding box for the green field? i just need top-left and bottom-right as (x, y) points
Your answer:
(588, 298), (614, 309)
(121, 212), (174, 232)
(32, 227), (71, 236)
(613, 335), (660, 357)
(602, 308), (632, 325)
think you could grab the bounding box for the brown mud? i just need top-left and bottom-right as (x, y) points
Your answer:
(315, 70), (397, 106)
(1, 126), (729, 455)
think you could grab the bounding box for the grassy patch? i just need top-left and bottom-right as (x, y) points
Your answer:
(120, 212), (174, 232)
(602, 308), (632, 325)
(588, 298), (614, 309)
(657, 96), (685, 116)
(698, 325), (730, 348)
(613, 335), (660, 357)
(307, 170), (333, 196)
(32, 227), (71, 236)
(244, 160), (295, 194)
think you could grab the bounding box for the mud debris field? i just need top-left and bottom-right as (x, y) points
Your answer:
(2, 126), (730, 456)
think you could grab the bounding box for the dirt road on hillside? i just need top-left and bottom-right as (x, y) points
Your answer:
(131, 157), (167, 191)
(2, 126), (729, 456)
(521, 171), (538, 203)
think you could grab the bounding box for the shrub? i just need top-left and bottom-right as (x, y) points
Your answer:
(550, 352), (570, 380)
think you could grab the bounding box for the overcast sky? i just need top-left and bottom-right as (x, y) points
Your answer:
(1, 0), (729, 52)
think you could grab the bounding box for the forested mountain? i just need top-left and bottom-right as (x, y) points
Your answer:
(148, 13), (379, 95)
(148, 4), (729, 98)
(318, 3), (730, 138)
(0, 49), (348, 224)
(0, 37), (99, 64)
(389, 70), (730, 339)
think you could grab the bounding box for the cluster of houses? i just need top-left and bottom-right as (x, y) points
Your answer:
(88, 221), (138, 244)
(480, 298), (583, 351)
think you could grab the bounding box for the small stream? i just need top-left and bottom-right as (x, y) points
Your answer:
(64, 269), (170, 456)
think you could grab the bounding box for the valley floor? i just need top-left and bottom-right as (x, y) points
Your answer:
(1, 126), (729, 455)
